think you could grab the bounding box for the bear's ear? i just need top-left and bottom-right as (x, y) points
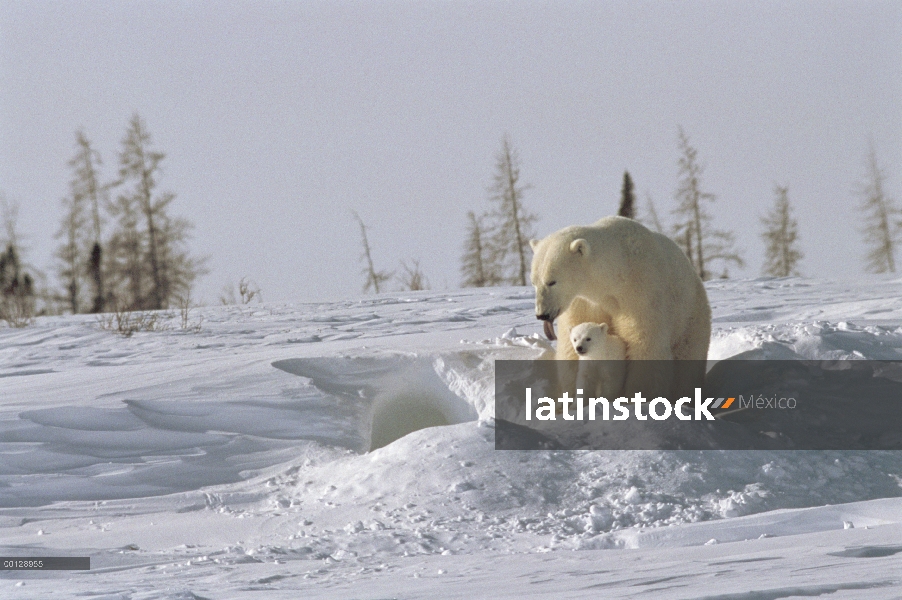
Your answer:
(529, 239), (540, 251)
(598, 323), (609, 333)
(569, 239), (589, 256)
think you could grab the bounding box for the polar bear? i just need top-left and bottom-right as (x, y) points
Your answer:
(570, 322), (626, 400)
(530, 216), (710, 398)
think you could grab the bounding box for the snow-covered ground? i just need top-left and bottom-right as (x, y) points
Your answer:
(2, 277), (902, 599)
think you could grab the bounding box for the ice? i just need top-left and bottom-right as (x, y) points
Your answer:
(0, 278), (901, 598)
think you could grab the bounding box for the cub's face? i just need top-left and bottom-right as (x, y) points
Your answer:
(570, 322), (608, 357)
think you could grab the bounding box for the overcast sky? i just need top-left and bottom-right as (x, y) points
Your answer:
(1, 1), (900, 304)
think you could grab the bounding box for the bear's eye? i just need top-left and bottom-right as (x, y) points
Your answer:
(585, 338), (591, 342)
(547, 281), (556, 287)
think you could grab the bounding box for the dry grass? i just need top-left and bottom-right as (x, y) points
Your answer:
(97, 297), (204, 337)
(0, 295), (35, 328)
(97, 305), (169, 337)
(176, 295), (203, 333)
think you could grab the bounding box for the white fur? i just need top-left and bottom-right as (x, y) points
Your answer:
(570, 322), (626, 399)
(530, 216), (711, 398)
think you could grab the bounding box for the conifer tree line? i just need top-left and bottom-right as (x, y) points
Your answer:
(6, 122), (897, 318)
(5, 113), (204, 321)
(458, 128), (899, 287)
(356, 133), (539, 294)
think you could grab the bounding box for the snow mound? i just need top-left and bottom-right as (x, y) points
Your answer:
(710, 320), (902, 362)
(273, 354), (488, 451)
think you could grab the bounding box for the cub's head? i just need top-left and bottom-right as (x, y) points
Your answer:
(570, 322), (609, 357)
(529, 232), (591, 340)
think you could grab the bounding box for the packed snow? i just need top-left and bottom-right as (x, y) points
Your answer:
(1, 277), (901, 598)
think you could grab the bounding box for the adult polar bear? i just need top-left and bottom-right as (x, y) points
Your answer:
(530, 216), (711, 399)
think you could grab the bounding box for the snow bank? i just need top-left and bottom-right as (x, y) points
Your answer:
(1, 278), (901, 597)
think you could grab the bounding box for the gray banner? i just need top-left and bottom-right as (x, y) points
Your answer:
(494, 360), (902, 450)
(1, 557), (90, 570)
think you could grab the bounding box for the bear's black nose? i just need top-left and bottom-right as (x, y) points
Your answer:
(536, 313), (551, 321)
(576, 346), (585, 354)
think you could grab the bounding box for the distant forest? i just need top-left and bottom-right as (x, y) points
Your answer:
(1, 113), (206, 327)
(357, 129), (899, 294)
(0, 123), (898, 328)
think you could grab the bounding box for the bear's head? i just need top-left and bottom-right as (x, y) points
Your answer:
(570, 321), (608, 357)
(529, 232), (591, 340)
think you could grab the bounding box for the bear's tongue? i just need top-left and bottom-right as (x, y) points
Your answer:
(543, 320), (556, 340)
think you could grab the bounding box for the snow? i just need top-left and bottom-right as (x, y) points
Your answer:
(1, 277), (901, 598)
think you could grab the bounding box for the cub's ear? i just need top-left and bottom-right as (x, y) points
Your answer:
(529, 239), (540, 251)
(569, 239), (589, 256)
(598, 323), (609, 333)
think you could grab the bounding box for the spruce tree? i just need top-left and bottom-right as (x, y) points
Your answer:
(671, 127), (744, 280)
(859, 144), (899, 273)
(0, 199), (35, 326)
(111, 114), (203, 309)
(107, 182), (145, 309)
(117, 114), (167, 309)
(487, 135), (537, 286)
(72, 131), (107, 313)
(461, 210), (502, 287)
(761, 185), (803, 277)
(55, 130), (106, 313)
(618, 171), (635, 219)
(54, 191), (87, 313)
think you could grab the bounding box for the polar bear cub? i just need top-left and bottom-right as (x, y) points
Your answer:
(570, 322), (626, 400)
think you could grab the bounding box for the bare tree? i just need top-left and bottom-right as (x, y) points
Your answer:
(398, 259), (429, 291)
(761, 185), (803, 277)
(488, 135), (538, 286)
(460, 210), (502, 287)
(618, 171), (635, 218)
(237, 277), (262, 303)
(671, 127), (744, 280)
(1, 196), (20, 250)
(643, 193), (664, 233)
(111, 114), (204, 309)
(219, 277), (262, 305)
(352, 211), (392, 294)
(859, 144), (900, 273)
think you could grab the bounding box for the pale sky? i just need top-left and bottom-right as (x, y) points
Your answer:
(1, 1), (900, 304)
